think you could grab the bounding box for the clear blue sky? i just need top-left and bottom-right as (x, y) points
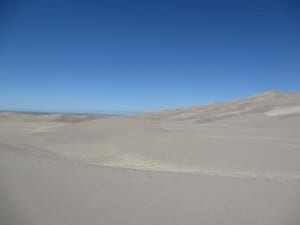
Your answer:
(0, 0), (299, 113)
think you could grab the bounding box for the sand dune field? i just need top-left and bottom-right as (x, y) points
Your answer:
(1, 91), (300, 225)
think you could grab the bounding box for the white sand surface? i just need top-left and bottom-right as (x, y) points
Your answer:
(1, 91), (300, 225)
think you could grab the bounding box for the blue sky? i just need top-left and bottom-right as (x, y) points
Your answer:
(0, 0), (299, 113)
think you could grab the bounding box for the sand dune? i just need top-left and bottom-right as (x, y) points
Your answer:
(137, 91), (300, 121)
(1, 91), (300, 225)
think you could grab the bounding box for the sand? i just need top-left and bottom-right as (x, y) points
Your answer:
(1, 91), (300, 225)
